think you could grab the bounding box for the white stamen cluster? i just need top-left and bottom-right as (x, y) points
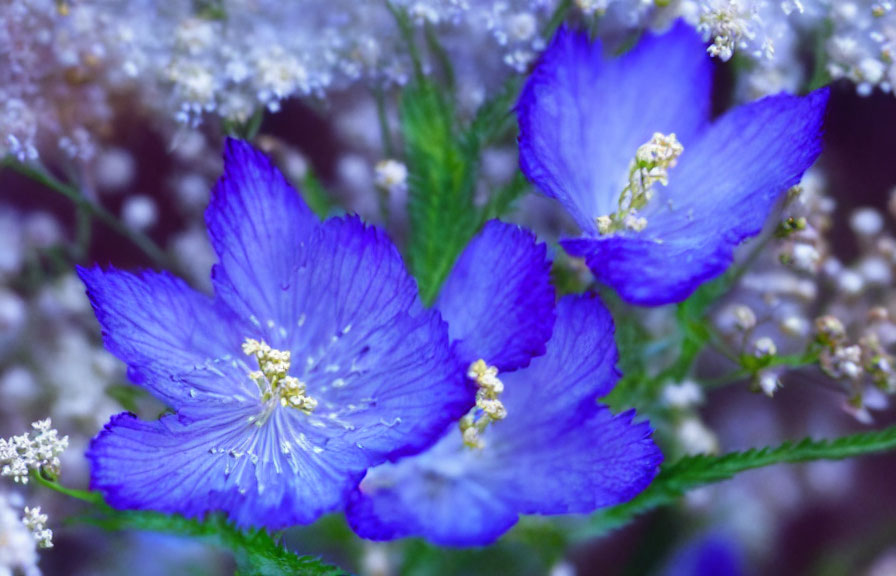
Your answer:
(0, 419), (69, 484)
(242, 338), (317, 414)
(22, 506), (52, 549)
(459, 359), (507, 449)
(596, 132), (683, 236)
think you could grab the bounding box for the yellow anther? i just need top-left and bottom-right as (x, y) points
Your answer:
(459, 359), (506, 449)
(595, 132), (683, 235)
(242, 337), (316, 415)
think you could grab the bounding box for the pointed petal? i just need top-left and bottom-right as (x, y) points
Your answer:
(89, 410), (366, 529)
(206, 138), (318, 324)
(436, 220), (555, 371)
(563, 88), (829, 305)
(77, 266), (243, 408)
(284, 216), (472, 462)
(518, 21), (712, 232)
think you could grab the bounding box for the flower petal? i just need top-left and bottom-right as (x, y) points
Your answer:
(77, 266), (243, 408)
(481, 296), (659, 513)
(486, 407), (661, 515)
(435, 220), (555, 371)
(517, 21), (712, 232)
(562, 88), (829, 305)
(346, 442), (519, 546)
(206, 138), (319, 324)
(89, 410), (366, 529)
(499, 293), (620, 413)
(285, 216), (473, 461)
(346, 295), (650, 546)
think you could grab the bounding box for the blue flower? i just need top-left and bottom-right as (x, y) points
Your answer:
(346, 293), (662, 546)
(660, 532), (745, 576)
(517, 21), (829, 306)
(436, 219), (557, 372)
(78, 139), (471, 529)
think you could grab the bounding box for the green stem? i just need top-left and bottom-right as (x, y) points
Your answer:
(3, 158), (174, 271)
(386, 1), (424, 82)
(32, 471), (106, 507)
(373, 86), (396, 158)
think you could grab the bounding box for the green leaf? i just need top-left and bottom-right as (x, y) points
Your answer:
(301, 168), (335, 220)
(83, 510), (349, 576)
(402, 80), (479, 305)
(579, 425), (896, 539)
(463, 76), (523, 154)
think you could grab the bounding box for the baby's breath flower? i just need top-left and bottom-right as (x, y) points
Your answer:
(0, 419), (69, 484)
(22, 506), (53, 549)
(374, 159), (409, 197)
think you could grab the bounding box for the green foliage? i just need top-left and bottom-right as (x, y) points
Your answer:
(301, 169), (336, 220)
(35, 474), (347, 576)
(579, 425), (896, 539)
(400, 68), (533, 305)
(400, 537), (552, 576)
(84, 509), (349, 576)
(401, 80), (481, 305)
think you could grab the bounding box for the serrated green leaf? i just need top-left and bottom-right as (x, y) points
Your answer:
(83, 509), (349, 576)
(402, 80), (480, 305)
(578, 425), (896, 539)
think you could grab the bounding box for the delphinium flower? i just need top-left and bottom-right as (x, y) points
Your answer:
(347, 290), (661, 546)
(517, 21), (828, 305)
(78, 139), (471, 529)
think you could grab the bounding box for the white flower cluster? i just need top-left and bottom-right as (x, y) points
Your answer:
(0, 492), (41, 576)
(0, 419), (68, 484)
(578, 0), (896, 99)
(0, 0), (559, 161)
(22, 506), (53, 549)
(827, 1), (896, 96)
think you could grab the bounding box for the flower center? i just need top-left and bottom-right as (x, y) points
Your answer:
(242, 338), (317, 414)
(595, 132), (683, 236)
(459, 359), (506, 449)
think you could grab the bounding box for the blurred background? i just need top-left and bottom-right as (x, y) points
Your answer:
(4, 2), (896, 575)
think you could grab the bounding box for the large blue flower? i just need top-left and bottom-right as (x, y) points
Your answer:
(517, 21), (828, 306)
(346, 294), (661, 546)
(78, 139), (472, 529)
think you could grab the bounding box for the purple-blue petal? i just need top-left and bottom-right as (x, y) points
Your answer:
(76, 266), (244, 409)
(347, 439), (519, 546)
(88, 410), (366, 529)
(291, 215), (473, 461)
(435, 220), (555, 371)
(485, 407), (661, 515)
(518, 21), (712, 233)
(206, 138), (319, 324)
(562, 88), (829, 305)
(346, 295), (659, 545)
(661, 533), (746, 576)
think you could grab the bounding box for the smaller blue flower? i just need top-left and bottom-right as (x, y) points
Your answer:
(660, 532), (745, 576)
(79, 139), (471, 529)
(346, 294), (662, 546)
(517, 21), (828, 306)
